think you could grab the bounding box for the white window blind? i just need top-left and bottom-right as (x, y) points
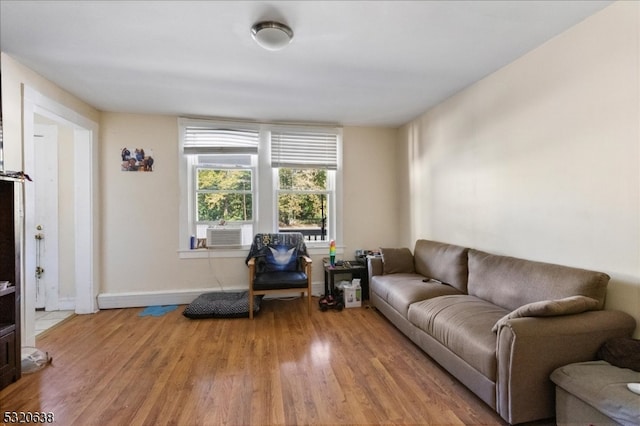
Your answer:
(182, 120), (259, 155)
(271, 128), (339, 170)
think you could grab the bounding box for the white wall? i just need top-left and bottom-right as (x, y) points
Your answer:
(2, 52), (399, 307)
(1, 53), (100, 170)
(397, 1), (640, 336)
(342, 126), (400, 250)
(99, 113), (399, 302)
(57, 121), (77, 302)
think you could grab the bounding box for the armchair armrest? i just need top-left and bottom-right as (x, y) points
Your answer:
(495, 309), (636, 424)
(301, 255), (312, 275)
(248, 257), (256, 280)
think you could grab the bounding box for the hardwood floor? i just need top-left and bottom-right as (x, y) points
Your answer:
(0, 297), (511, 425)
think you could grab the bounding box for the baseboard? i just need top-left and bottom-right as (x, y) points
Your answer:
(98, 282), (325, 309)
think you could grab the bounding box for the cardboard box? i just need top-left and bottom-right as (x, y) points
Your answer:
(343, 285), (362, 308)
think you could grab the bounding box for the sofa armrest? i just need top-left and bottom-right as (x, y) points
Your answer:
(367, 256), (383, 277)
(495, 309), (636, 424)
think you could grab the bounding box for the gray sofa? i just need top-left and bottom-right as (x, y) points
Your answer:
(368, 240), (636, 424)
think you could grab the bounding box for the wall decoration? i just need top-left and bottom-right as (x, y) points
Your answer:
(121, 147), (154, 172)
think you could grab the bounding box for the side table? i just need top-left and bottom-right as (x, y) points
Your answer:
(322, 259), (369, 300)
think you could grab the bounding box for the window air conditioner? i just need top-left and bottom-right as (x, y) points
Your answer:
(206, 227), (242, 248)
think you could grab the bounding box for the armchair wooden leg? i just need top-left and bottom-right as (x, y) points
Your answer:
(306, 265), (312, 316)
(249, 261), (255, 320)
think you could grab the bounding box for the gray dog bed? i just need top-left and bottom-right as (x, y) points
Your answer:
(183, 291), (262, 319)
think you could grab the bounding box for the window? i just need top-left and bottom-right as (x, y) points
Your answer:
(277, 168), (330, 241)
(181, 119), (258, 246)
(193, 155), (255, 241)
(271, 127), (338, 243)
(179, 118), (342, 252)
(196, 166), (253, 222)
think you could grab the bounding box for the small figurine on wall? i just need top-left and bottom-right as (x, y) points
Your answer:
(121, 147), (155, 172)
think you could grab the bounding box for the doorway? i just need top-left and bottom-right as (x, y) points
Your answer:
(22, 86), (99, 347)
(33, 120), (60, 311)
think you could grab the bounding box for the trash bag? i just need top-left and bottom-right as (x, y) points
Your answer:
(21, 347), (52, 374)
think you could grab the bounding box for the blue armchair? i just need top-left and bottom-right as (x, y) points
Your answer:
(246, 233), (312, 319)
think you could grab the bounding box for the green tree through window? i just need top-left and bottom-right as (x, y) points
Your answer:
(196, 168), (252, 222)
(278, 168), (328, 239)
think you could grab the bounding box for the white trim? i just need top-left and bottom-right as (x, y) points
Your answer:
(74, 128), (98, 314)
(98, 288), (232, 309)
(22, 86), (99, 347)
(178, 245), (343, 259)
(22, 98), (36, 346)
(98, 282), (325, 309)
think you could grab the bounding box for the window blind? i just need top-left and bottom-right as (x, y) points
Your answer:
(182, 120), (259, 155)
(271, 128), (338, 170)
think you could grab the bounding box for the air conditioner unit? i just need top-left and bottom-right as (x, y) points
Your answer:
(206, 227), (242, 248)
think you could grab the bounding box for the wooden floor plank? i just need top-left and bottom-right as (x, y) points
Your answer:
(0, 297), (515, 425)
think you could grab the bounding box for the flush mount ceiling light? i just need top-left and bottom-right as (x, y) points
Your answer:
(251, 21), (293, 51)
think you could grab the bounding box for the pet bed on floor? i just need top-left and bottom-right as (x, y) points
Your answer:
(183, 291), (262, 319)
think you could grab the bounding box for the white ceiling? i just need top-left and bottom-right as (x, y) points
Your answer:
(0, 0), (613, 127)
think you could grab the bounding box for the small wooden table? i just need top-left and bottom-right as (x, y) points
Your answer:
(322, 259), (369, 300)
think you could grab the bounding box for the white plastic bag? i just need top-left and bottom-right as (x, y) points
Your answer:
(21, 346), (52, 374)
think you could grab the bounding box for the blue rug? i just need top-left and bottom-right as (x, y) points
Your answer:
(139, 305), (178, 317)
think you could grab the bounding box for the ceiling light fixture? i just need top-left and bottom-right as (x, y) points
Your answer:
(251, 21), (293, 51)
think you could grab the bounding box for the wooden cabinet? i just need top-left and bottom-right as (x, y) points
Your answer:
(0, 176), (22, 390)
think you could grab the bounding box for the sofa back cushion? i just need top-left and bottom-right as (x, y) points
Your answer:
(380, 247), (415, 274)
(413, 240), (469, 293)
(467, 249), (610, 311)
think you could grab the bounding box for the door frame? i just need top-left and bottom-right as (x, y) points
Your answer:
(22, 86), (100, 347)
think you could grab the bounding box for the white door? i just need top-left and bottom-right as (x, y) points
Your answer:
(33, 123), (60, 310)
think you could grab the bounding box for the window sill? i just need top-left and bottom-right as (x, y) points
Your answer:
(178, 244), (344, 259)
(178, 248), (249, 259)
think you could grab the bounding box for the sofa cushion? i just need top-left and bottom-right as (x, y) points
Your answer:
(253, 271), (308, 290)
(491, 295), (600, 332)
(467, 249), (610, 312)
(380, 247), (415, 274)
(408, 295), (508, 380)
(371, 274), (463, 318)
(371, 273), (421, 301)
(413, 240), (469, 293)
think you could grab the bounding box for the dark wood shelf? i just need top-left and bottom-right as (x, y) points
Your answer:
(0, 177), (22, 390)
(0, 286), (15, 297)
(0, 323), (16, 336)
